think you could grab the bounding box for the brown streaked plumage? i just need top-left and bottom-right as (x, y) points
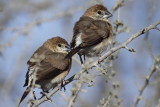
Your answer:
(19, 36), (72, 106)
(67, 4), (113, 64)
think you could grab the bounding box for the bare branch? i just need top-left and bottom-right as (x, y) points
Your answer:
(133, 56), (160, 107)
(102, 95), (112, 107)
(124, 45), (136, 52)
(67, 80), (83, 107)
(29, 20), (160, 107)
(111, 0), (124, 13)
(155, 27), (160, 31)
(98, 20), (160, 63)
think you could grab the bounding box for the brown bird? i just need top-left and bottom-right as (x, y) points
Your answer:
(67, 4), (113, 64)
(19, 36), (72, 106)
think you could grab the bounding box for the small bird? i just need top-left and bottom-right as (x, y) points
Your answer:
(67, 4), (113, 64)
(19, 37), (72, 106)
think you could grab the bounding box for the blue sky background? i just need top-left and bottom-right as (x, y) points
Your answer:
(0, 0), (160, 107)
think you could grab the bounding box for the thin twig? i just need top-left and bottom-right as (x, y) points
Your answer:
(111, 0), (124, 13)
(102, 95), (112, 107)
(133, 56), (160, 107)
(67, 80), (83, 107)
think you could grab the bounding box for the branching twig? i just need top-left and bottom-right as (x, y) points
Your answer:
(67, 80), (83, 107)
(29, 20), (160, 107)
(102, 95), (112, 107)
(133, 56), (160, 107)
(98, 20), (160, 63)
(111, 0), (124, 13)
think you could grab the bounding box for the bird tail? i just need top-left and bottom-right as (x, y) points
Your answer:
(65, 47), (81, 58)
(18, 87), (31, 107)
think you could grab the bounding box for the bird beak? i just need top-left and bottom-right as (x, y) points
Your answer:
(64, 44), (71, 52)
(103, 11), (112, 19)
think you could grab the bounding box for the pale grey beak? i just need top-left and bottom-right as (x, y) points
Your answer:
(64, 44), (71, 52)
(103, 11), (112, 19)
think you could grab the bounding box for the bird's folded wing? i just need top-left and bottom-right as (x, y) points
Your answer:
(28, 46), (70, 70)
(35, 53), (71, 81)
(27, 46), (48, 66)
(24, 47), (71, 86)
(24, 46), (49, 87)
(71, 16), (111, 48)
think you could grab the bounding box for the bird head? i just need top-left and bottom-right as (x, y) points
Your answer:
(83, 4), (112, 21)
(45, 36), (70, 53)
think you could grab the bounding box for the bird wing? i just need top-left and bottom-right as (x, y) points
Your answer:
(36, 52), (71, 81)
(24, 46), (71, 87)
(24, 46), (48, 87)
(71, 16), (112, 48)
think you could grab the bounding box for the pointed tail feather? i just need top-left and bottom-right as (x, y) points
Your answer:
(65, 47), (81, 58)
(18, 87), (31, 107)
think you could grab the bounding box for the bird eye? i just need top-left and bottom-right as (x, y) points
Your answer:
(58, 44), (62, 47)
(97, 10), (102, 15)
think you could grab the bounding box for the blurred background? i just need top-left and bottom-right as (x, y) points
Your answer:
(0, 0), (160, 107)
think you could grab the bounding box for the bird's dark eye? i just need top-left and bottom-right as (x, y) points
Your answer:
(58, 44), (62, 47)
(97, 10), (102, 15)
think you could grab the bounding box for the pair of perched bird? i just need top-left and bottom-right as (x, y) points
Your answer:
(19, 4), (113, 105)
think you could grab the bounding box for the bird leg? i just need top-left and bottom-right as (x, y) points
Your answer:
(32, 91), (36, 100)
(78, 53), (83, 64)
(60, 80), (66, 92)
(83, 55), (86, 62)
(40, 90), (52, 101)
